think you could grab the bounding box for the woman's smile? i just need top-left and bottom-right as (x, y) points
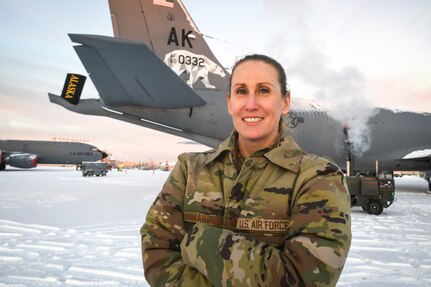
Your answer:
(243, 116), (264, 123)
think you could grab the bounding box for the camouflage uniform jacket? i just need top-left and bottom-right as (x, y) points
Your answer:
(141, 131), (351, 287)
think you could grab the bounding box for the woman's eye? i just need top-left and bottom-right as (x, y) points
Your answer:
(236, 89), (247, 95)
(259, 87), (270, 94)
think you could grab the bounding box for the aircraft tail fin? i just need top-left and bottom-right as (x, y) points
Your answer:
(108, 0), (228, 91)
(60, 73), (87, 105)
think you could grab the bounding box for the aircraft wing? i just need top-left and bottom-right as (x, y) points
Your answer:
(69, 34), (207, 109)
(402, 149), (431, 162)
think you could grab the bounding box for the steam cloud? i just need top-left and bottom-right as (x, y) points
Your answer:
(263, 0), (377, 156)
(289, 50), (378, 156)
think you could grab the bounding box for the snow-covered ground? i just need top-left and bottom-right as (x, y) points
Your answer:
(0, 166), (430, 286)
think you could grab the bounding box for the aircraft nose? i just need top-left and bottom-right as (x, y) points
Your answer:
(101, 151), (109, 159)
(97, 149), (109, 159)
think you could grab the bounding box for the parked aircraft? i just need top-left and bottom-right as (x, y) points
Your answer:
(48, 0), (431, 189)
(0, 140), (108, 171)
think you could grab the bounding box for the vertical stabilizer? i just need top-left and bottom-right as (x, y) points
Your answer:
(108, 0), (228, 90)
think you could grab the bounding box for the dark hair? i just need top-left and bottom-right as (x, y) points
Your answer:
(229, 54), (289, 97)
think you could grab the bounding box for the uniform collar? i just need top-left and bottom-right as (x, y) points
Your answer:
(202, 130), (236, 165)
(264, 135), (303, 173)
(203, 131), (304, 173)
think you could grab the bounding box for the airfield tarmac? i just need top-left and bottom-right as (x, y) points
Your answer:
(0, 166), (430, 286)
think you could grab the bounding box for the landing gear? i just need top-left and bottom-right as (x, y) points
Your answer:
(425, 173), (431, 191)
(366, 199), (383, 215)
(0, 163), (5, 171)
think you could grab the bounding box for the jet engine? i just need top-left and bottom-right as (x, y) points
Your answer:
(7, 153), (38, 168)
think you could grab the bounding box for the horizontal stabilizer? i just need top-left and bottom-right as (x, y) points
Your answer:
(69, 34), (207, 109)
(48, 93), (110, 116)
(60, 73), (86, 105)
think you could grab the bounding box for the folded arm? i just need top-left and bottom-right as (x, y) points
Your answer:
(141, 155), (213, 286)
(181, 164), (351, 287)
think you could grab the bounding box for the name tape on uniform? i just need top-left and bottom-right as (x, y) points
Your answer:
(236, 218), (289, 232)
(184, 211), (222, 227)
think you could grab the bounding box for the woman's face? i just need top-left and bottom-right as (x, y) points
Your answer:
(228, 60), (290, 150)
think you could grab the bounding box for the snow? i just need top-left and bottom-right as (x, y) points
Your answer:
(1, 166), (431, 286)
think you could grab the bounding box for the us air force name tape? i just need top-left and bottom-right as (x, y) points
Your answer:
(236, 218), (290, 232)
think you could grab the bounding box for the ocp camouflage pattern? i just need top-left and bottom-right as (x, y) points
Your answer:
(141, 131), (351, 286)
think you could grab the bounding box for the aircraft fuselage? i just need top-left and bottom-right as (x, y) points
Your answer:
(0, 140), (105, 166)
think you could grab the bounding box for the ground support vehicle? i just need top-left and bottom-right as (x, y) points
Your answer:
(347, 174), (395, 215)
(82, 161), (109, 177)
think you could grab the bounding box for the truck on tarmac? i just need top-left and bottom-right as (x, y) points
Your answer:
(343, 127), (395, 215)
(82, 161), (109, 177)
(347, 173), (395, 215)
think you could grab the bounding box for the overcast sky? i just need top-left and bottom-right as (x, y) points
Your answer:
(1, 0), (430, 162)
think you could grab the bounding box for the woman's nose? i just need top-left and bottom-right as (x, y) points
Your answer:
(244, 94), (258, 110)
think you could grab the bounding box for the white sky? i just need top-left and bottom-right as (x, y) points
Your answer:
(1, 0), (430, 161)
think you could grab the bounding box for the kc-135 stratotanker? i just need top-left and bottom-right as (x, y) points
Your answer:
(48, 0), (431, 198)
(0, 140), (108, 171)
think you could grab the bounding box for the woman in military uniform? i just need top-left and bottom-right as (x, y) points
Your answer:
(141, 54), (351, 287)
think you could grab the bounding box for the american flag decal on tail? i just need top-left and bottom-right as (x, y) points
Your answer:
(153, 0), (174, 8)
